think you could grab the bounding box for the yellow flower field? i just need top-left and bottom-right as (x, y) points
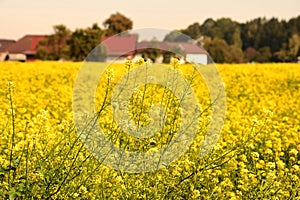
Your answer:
(0, 61), (299, 199)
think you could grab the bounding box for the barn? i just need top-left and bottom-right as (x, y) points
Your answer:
(135, 40), (208, 64)
(5, 35), (46, 61)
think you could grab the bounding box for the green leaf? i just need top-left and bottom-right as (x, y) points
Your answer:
(8, 188), (17, 200)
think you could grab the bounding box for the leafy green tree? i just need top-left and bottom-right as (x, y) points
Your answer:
(255, 47), (272, 62)
(241, 18), (262, 50)
(69, 23), (105, 61)
(288, 34), (300, 60)
(37, 24), (71, 60)
(204, 37), (244, 63)
(228, 45), (244, 63)
(68, 29), (86, 61)
(232, 28), (242, 49)
(256, 18), (288, 54)
(103, 12), (133, 36)
(287, 16), (300, 36)
(200, 18), (242, 47)
(274, 49), (291, 62)
(182, 23), (202, 40)
(200, 18), (220, 39)
(164, 30), (190, 42)
(274, 34), (300, 62)
(216, 18), (240, 45)
(203, 38), (231, 63)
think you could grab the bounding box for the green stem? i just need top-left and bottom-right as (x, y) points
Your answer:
(8, 83), (16, 189)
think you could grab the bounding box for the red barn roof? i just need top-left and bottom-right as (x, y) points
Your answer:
(102, 35), (138, 56)
(172, 42), (207, 54)
(7, 35), (46, 55)
(0, 39), (15, 52)
(137, 41), (169, 50)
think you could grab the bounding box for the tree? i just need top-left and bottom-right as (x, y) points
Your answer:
(215, 18), (240, 45)
(200, 18), (219, 38)
(287, 16), (300, 37)
(182, 23), (202, 40)
(228, 45), (245, 63)
(255, 47), (272, 62)
(273, 34), (300, 62)
(103, 12), (133, 36)
(163, 30), (190, 42)
(69, 23), (105, 61)
(255, 18), (288, 54)
(240, 18), (262, 50)
(203, 38), (231, 63)
(288, 34), (300, 60)
(244, 47), (257, 62)
(232, 28), (242, 49)
(37, 24), (71, 60)
(203, 37), (244, 63)
(200, 18), (242, 47)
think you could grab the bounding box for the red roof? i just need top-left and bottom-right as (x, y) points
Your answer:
(173, 42), (207, 54)
(7, 35), (46, 55)
(137, 41), (169, 50)
(102, 35), (138, 56)
(0, 39), (15, 52)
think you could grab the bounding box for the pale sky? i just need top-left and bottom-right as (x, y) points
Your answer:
(0, 0), (299, 40)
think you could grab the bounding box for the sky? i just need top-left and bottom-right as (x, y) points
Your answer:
(0, 0), (299, 41)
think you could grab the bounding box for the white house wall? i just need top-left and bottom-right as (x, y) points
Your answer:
(186, 54), (207, 65)
(8, 53), (26, 62)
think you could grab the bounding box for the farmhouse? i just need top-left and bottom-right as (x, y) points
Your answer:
(175, 42), (208, 64)
(135, 40), (208, 64)
(3, 35), (46, 62)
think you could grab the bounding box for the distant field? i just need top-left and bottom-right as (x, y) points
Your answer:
(0, 62), (299, 199)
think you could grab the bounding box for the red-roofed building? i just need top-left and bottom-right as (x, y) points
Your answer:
(102, 34), (138, 62)
(0, 39), (15, 52)
(136, 41), (208, 64)
(6, 35), (46, 61)
(0, 39), (16, 61)
(172, 42), (208, 64)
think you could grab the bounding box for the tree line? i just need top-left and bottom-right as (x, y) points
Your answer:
(37, 13), (300, 63)
(166, 16), (300, 63)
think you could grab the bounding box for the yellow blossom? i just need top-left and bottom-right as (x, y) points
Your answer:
(191, 189), (200, 199)
(251, 152), (260, 161)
